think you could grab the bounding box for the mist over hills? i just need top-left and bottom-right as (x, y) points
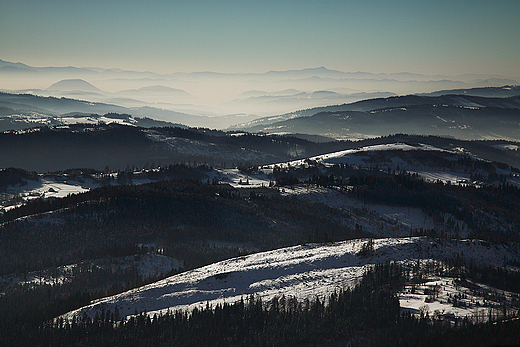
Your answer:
(0, 92), (254, 130)
(225, 90), (398, 116)
(421, 85), (520, 97)
(118, 85), (192, 96)
(2, 58), (518, 120)
(2, 85), (520, 144)
(232, 94), (520, 141)
(2, 0), (520, 341)
(234, 91), (520, 126)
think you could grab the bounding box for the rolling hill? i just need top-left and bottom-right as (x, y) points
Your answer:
(60, 237), (520, 322)
(231, 94), (520, 141)
(1, 66), (520, 345)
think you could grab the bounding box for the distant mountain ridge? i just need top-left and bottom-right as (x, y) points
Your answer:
(231, 92), (520, 141)
(2, 58), (519, 119)
(421, 85), (520, 97)
(116, 85), (193, 97)
(0, 92), (234, 130)
(233, 91), (520, 128)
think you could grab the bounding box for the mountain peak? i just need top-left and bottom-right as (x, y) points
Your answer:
(47, 79), (102, 92)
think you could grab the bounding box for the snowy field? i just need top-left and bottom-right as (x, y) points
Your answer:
(3, 142), (517, 213)
(258, 142), (520, 187)
(59, 116), (137, 126)
(208, 168), (271, 188)
(263, 143), (449, 170)
(1, 114), (139, 128)
(280, 185), (435, 229)
(399, 277), (519, 323)
(1, 177), (91, 212)
(207, 143), (480, 189)
(59, 237), (519, 323)
(8, 177), (91, 199)
(0, 175), (156, 212)
(409, 170), (473, 185)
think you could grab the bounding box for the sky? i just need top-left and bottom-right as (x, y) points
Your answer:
(1, 0), (519, 77)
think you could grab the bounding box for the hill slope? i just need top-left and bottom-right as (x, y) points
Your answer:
(60, 237), (520, 322)
(231, 94), (520, 141)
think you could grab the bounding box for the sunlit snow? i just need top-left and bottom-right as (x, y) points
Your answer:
(59, 237), (519, 323)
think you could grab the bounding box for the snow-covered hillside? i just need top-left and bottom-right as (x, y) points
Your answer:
(205, 143), (486, 189)
(263, 143), (439, 169)
(0, 113), (164, 130)
(2, 142), (517, 213)
(0, 172), (155, 213)
(60, 237), (519, 323)
(258, 142), (520, 187)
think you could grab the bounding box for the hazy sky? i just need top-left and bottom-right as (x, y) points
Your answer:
(1, 0), (519, 76)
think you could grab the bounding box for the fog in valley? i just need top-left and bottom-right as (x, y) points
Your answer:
(2, 59), (518, 129)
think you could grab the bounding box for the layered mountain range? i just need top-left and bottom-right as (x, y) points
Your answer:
(1, 59), (520, 345)
(2, 58), (518, 120)
(231, 92), (520, 141)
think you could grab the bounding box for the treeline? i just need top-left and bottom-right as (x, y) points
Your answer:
(0, 164), (212, 223)
(0, 263), (404, 347)
(346, 172), (520, 243)
(0, 177), (366, 327)
(0, 256), (184, 333)
(0, 123), (164, 172)
(1, 177), (366, 275)
(0, 167), (38, 192)
(0, 179), (256, 274)
(422, 256), (520, 298)
(157, 126), (353, 160)
(271, 160), (520, 243)
(2, 261), (518, 346)
(0, 123), (360, 172)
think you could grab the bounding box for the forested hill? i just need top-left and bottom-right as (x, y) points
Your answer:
(232, 94), (520, 141)
(1, 158), (520, 345)
(0, 178), (367, 276)
(0, 92), (195, 131)
(230, 93), (520, 129)
(0, 176), (367, 333)
(2, 121), (520, 173)
(240, 105), (520, 140)
(0, 123), (351, 172)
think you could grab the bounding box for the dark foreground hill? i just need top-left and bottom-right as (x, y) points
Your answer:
(0, 123), (355, 172)
(1, 154), (520, 346)
(3, 123), (520, 173)
(2, 179), (520, 346)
